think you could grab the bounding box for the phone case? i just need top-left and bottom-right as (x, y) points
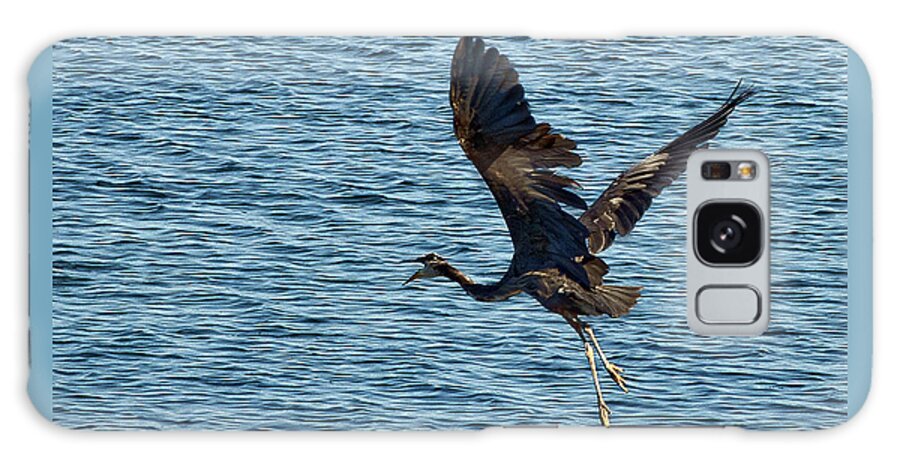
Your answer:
(28, 36), (872, 430)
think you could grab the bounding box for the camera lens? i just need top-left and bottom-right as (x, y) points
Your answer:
(710, 218), (743, 251)
(695, 202), (762, 265)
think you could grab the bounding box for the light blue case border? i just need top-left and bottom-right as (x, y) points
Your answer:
(847, 48), (873, 420)
(26, 41), (874, 426)
(28, 45), (53, 420)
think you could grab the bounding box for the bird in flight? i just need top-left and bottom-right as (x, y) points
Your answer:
(405, 37), (754, 426)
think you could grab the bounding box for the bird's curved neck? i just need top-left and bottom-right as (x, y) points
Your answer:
(440, 262), (520, 302)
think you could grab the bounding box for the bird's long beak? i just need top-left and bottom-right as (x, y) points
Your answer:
(403, 269), (424, 286)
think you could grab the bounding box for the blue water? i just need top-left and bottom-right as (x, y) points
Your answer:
(50, 36), (848, 430)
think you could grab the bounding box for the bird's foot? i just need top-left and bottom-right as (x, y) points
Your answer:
(605, 362), (628, 393)
(597, 399), (611, 427)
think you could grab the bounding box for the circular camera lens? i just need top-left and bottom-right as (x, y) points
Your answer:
(710, 218), (743, 251)
(695, 202), (762, 265)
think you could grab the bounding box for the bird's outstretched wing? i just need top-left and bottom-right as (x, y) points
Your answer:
(450, 37), (592, 286)
(579, 83), (755, 254)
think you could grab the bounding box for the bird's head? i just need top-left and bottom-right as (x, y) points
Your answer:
(403, 253), (449, 285)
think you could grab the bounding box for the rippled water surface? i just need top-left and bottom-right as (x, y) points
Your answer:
(51, 36), (848, 430)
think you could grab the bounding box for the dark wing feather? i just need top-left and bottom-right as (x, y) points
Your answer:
(580, 83), (755, 253)
(450, 37), (591, 286)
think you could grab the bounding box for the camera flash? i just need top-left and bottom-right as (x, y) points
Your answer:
(737, 162), (756, 180)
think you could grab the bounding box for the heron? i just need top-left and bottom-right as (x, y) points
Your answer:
(404, 37), (754, 426)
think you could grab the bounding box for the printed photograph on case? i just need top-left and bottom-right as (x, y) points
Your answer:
(50, 36), (848, 429)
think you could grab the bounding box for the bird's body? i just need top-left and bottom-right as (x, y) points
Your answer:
(405, 37), (754, 426)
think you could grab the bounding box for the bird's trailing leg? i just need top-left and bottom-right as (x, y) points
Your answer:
(566, 316), (611, 426)
(584, 323), (628, 393)
(583, 339), (611, 427)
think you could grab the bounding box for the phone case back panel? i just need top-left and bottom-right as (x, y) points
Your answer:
(35, 36), (855, 430)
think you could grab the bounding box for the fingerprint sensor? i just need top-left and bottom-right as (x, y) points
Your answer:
(696, 286), (761, 324)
